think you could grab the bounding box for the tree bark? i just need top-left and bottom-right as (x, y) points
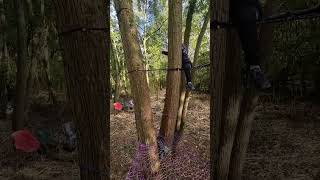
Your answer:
(114, 0), (160, 174)
(228, 87), (259, 180)
(177, 10), (210, 133)
(160, 0), (182, 147)
(217, 29), (242, 180)
(54, 0), (110, 179)
(183, 0), (196, 49)
(13, 0), (28, 131)
(175, 0), (197, 136)
(111, 40), (120, 102)
(210, 0), (229, 177)
(0, 0), (8, 117)
(42, 24), (56, 105)
(211, 0), (244, 179)
(191, 10), (210, 80)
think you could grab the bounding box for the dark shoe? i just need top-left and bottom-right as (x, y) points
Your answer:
(157, 136), (171, 160)
(186, 82), (195, 91)
(250, 66), (271, 89)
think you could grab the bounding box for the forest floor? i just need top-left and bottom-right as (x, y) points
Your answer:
(0, 91), (319, 180)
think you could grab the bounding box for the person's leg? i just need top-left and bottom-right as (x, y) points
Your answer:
(183, 62), (195, 90)
(183, 62), (192, 82)
(236, 22), (271, 89)
(237, 22), (259, 66)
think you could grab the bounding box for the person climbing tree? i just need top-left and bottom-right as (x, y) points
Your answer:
(162, 44), (195, 91)
(230, 0), (271, 89)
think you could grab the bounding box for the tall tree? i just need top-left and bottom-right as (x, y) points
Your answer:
(111, 40), (120, 102)
(175, 0), (197, 136)
(160, 0), (182, 148)
(211, 0), (263, 179)
(183, 0), (196, 49)
(0, 0), (8, 118)
(215, 28), (242, 180)
(210, 0), (243, 179)
(54, 0), (110, 179)
(176, 9), (210, 134)
(13, 0), (28, 131)
(114, 0), (160, 174)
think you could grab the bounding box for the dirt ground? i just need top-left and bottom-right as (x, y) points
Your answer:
(0, 91), (319, 179)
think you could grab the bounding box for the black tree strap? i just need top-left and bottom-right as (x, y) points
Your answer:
(127, 67), (183, 74)
(125, 63), (211, 74)
(58, 27), (108, 36)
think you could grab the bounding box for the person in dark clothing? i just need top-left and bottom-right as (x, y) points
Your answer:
(162, 44), (195, 91)
(230, 0), (271, 89)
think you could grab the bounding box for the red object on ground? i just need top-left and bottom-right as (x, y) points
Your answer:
(113, 102), (123, 111)
(11, 129), (40, 153)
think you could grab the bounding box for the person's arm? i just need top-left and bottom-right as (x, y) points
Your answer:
(161, 50), (168, 55)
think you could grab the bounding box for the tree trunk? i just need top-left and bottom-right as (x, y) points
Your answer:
(54, 0), (110, 179)
(13, 0), (28, 131)
(228, 87), (258, 180)
(210, 0), (229, 177)
(175, 0), (197, 135)
(183, 0), (196, 49)
(160, 0), (182, 147)
(0, 0), (8, 118)
(114, 0), (160, 174)
(211, 0), (244, 179)
(39, 0), (56, 104)
(217, 29), (242, 180)
(191, 10), (210, 80)
(41, 24), (56, 105)
(177, 10), (210, 133)
(111, 40), (120, 102)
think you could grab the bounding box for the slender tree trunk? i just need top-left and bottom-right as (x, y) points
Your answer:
(13, 0), (28, 131)
(183, 0), (196, 49)
(114, 0), (160, 174)
(191, 10), (210, 80)
(0, 0), (8, 117)
(54, 0), (110, 179)
(175, 0), (197, 134)
(38, 0), (56, 104)
(41, 24), (56, 105)
(142, 1), (150, 86)
(228, 87), (258, 180)
(160, 0), (182, 147)
(111, 40), (120, 102)
(177, 10), (210, 133)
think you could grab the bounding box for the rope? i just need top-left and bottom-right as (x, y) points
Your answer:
(125, 63), (211, 75)
(58, 27), (108, 36)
